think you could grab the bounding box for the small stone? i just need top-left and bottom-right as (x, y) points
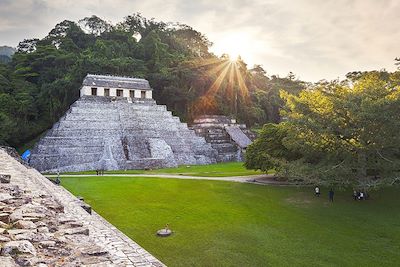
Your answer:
(7, 229), (31, 235)
(0, 193), (13, 202)
(0, 221), (8, 228)
(38, 240), (56, 248)
(2, 206), (15, 213)
(0, 212), (9, 222)
(9, 211), (23, 222)
(0, 227), (6, 234)
(81, 245), (108, 256)
(15, 256), (39, 266)
(35, 221), (46, 228)
(60, 227), (89, 236)
(15, 220), (37, 229)
(37, 227), (49, 233)
(1, 240), (37, 256)
(0, 235), (11, 242)
(67, 221), (83, 228)
(58, 216), (75, 224)
(0, 174), (11, 183)
(14, 231), (36, 241)
(23, 212), (45, 219)
(22, 217), (40, 223)
(0, 256), (18, 266)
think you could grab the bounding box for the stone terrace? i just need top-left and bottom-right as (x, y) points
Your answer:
(0, 149), (165, 266)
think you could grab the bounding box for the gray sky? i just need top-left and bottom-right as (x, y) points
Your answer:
(1, 0), (399, 81)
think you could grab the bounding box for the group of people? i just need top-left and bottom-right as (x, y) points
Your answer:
(96, 169), (105, 175)
(353, 190), (368, 200)
(314, 186), (368, 202)
(314, 186), (335, 202)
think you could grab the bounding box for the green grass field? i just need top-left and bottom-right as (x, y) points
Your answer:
(61, 176), (400, 266)
(62, 162), (266, 177)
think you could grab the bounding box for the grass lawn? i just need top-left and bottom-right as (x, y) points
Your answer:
(61, 177), (400, 267)
(61, 162), (267, 177)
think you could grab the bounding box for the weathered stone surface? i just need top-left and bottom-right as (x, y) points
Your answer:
(0, 213), (9, 223)
(60, 227), (89, 236)
(8, 211), (23, 222)
(38, 240), (56, 248)
(0, 235), (11, 242)
(0, 193), (13, 202)
(81, 245), (108, 256)
(15, 220), (37, 229)
(0, 174), (11, 183)
(1, 240), (37, 256)
(190, 115), (255, 162)
(14, 231), (37, 241)
(29, 94), (217, 172)
(7, 229), (31, 235)
(0, 256), (18, 266)
(0, 148), (165, 266)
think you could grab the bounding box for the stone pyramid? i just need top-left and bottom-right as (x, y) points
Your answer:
(30, 96), (217, 172)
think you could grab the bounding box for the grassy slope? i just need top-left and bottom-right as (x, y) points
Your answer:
(61, 177), (400, 267)
(62, 162), (266, 177)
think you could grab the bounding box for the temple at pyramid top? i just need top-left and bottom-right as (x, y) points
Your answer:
(80, 74), (153, 99)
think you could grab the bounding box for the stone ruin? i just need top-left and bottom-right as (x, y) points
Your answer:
(190, 115), (255, 162)
(0, 147), (164, 266)
(30, 74), (217, 173)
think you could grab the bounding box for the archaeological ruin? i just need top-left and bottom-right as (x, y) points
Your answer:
(29, 74), (217, 173)
(190, 115), (254, 162)
(0, 147), (164, 266)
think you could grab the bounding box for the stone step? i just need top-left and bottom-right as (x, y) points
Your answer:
(211, 143), (238, 153)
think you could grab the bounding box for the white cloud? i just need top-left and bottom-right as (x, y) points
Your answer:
(0, 0), (399, 81)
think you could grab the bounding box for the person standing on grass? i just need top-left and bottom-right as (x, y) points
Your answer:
(329, 189), (334, 202)
(353, 190), (358, 200)
(315, 186), (320, 197)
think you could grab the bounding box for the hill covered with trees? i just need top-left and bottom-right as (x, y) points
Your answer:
(0, 14), (304, 148)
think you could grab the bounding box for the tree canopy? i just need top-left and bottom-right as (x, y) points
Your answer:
(0, 13), (304, 148)
(245, 71), (400, 189)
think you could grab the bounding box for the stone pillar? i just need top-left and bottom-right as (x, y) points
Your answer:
(134, 90), (141, 98)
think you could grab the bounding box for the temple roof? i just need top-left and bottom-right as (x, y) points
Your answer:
(82, 74), (152, 90)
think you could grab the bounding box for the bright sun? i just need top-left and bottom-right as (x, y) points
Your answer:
(210, 32), (254, 64)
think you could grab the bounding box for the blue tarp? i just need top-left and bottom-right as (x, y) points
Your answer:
(21, 150), (31, 161)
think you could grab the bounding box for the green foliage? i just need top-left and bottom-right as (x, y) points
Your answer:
(246, 71), (400, 189)
(0, 13), (305, 148)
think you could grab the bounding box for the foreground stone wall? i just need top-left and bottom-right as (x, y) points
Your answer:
(0, 148), (164, 266)
(30, 96), (217, 172)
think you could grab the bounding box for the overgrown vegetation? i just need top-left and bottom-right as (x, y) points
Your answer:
(245, 70), (400, 189)
(0, 14), (304, 147)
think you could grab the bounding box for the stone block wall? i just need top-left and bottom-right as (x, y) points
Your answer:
(190, 115), (255, 162)
(29, 96), (217, 172)
(0, 148), (165, 266)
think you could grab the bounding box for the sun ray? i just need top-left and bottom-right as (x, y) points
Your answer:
(234, 64), (250, 103)
(205, 60), (230, 76)
(187, 57), (225, 69)
(206, 63), (231, 96)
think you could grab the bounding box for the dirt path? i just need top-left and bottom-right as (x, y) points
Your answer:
(45, 173), (291, 186)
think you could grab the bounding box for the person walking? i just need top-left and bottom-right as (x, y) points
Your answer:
(315, 186), (320, 197)
(329, 189), (334, 202)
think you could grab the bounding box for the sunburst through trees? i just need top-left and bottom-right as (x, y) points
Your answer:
(188, 55), (251, 119)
